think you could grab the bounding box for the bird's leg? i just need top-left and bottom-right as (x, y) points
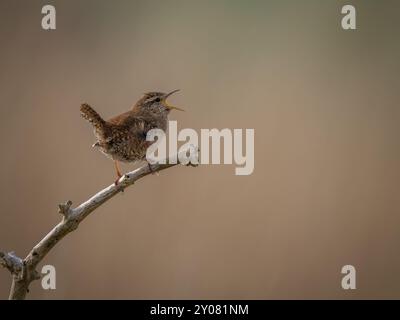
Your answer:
(147, 162), (154, 174)
(114, 160), (123, 185)
(147, 162), (159, 175)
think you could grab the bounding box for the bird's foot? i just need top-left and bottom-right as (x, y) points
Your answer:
(186, 162), (199, 167)
(147, 163), (159, 176)
(114, 176), (126, 193)
(114, 175), (122, 186)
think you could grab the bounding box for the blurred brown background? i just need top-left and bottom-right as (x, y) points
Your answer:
(0, 0), (399, 299)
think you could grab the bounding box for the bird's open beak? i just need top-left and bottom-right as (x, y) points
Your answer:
(163, 89), (184, 111)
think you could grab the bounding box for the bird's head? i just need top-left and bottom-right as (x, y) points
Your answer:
(134, 90), (184, 114)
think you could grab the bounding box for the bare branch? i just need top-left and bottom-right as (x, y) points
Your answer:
(1, 147), (198, 300)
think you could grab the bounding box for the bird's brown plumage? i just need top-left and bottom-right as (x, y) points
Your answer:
(80, 90), (182, 184)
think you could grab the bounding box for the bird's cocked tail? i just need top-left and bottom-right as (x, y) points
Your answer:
(80, 103), (106, 133)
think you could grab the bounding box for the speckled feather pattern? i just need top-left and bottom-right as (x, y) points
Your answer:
(80, 92), (171, 163)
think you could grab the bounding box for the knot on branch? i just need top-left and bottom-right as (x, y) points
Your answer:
(0, 251), (23, 276)
(68, 219), (79, 231)
(58, 200), (73, 217)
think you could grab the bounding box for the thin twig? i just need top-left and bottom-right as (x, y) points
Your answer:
(1, 148), (197, 300)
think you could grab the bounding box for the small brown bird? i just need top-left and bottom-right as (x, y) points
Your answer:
(80, 90), (183, 184)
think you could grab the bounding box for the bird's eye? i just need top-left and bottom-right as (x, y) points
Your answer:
(154, 98), (161, 102)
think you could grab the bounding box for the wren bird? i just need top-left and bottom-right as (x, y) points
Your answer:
(80, 90), (183, 184)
